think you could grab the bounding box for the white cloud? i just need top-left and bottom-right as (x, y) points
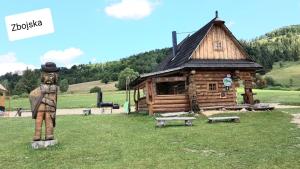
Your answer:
(0, 53), (35, 75)
(40, 47), (84, 68)
(104, 0), (159, 20)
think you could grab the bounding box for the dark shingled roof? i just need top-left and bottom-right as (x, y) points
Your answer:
(130, 16), (263, 86)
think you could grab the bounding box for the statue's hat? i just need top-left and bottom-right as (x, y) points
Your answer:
(41, 62), (60, 73)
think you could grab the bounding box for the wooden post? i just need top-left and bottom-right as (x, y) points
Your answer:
(146, 80), (154, 115)
(128, 83), (131, 113)
(133, 88), (138, 112)
(244, 80), (254, 105)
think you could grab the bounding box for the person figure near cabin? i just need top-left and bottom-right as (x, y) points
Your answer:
(29, 62), (59, 141)
(223, 74), (233, 91)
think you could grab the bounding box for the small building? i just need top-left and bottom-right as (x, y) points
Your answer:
(0, 84), (7, 112)
(130, 12), (263, 115)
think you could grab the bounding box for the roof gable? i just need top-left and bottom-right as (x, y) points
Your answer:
(191, 23), (248, 60)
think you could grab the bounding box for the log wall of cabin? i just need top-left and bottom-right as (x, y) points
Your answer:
(152, 95), (190, 113)
(137, 97), (148, 112)
(135, 70), (255, 113)
(194, 71), (236, 107)
(193, 70), (254, 107)
(191, 25), (247, 60)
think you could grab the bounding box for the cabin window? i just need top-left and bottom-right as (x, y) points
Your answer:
(156, 81), (186, 95)
(213, 41), (223, 51)
(208, 83), (218, 91)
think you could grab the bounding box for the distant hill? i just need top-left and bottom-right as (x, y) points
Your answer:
(242, 25), (300, 71)
(265, 61), (300, 88)
(68, 81), (117, 93)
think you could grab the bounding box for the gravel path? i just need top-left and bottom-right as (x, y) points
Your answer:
(2, 103), (300, 118)
(291, 114), (300, 128)
(201, 103), (300, 117)
(3, 107), (134, 118)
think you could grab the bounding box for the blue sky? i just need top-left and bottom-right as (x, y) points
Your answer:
(0, 0), (299, 75)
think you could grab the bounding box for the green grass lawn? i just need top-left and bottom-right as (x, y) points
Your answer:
(238, 89), (300, 106)
(6, 89), (300, 111)
(5, 90), (133, 110)
(0, 111), (300, 168)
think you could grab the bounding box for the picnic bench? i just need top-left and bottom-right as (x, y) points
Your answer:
(159, 112), (190, 117)
(15, 108), (31, 117)
(208, 116), (240, 123)
(83, 109), (91, 116)
(155, 117), (196, 127)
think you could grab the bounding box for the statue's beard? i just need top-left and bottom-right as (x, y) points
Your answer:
(44, 77), (55, 84)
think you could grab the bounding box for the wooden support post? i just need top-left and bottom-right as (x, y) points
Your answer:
(244, 80), (254, 105)
(133, 88), (138, 112)
(147, 80), (154, 115)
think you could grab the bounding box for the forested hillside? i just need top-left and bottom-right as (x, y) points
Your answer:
(241, 25), (300, 71)
(1, 25), (300, 95)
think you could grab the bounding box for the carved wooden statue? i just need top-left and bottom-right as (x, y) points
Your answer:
(29, 62), (59, 141)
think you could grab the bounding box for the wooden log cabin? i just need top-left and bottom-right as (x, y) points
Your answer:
(130, 12), (263, 115)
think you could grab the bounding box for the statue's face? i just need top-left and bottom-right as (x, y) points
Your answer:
(42, 72), (57, 84)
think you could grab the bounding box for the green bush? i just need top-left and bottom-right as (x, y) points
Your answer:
(101, 73), (110, 84)
(90, 86), (102, 93)
(264, 76), (275, 86)
(59, 79), (69, 93)
(11, 95), (20, 99)
(20, 93), (29, 98)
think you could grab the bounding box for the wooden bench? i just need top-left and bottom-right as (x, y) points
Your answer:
(208, 116), (240, 123)
(155, 117), (196, 127)
(15, 108), (31, 117)
(83, 109), (91, 116)
(159, 112), (189, 117)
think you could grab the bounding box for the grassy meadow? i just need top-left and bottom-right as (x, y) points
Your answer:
(265, 61), (300, 88)
(5, 88), (300, 111)
(0, 111), (300, 169)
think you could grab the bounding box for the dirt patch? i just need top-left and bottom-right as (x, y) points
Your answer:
(201, 103), (300, 117)
(3, 106), (133, 118)
(269, 103), (300, 109)
(201, 109), (248, 117)
(291, 114), (300, 128)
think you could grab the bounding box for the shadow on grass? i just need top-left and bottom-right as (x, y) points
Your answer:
(155, 124), (197, 129)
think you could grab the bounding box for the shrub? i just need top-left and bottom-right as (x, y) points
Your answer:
(264, 76), (275, 86)
(59, 79), (69, 93)
(20, 93), (29, 98)
(101, 73), (110, 84)
(254, 75), (267, 89)
(11, 95), (20, 99)
(90, 86), (102, 93)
